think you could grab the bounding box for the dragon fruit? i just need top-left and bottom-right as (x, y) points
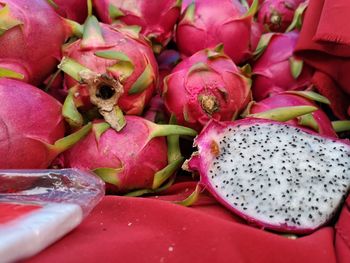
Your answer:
(92, 0), (182, 52)
(0, 0), (80, 86)
(59, 116), (196, 194)
(58, 16), (158, 130)
(257, 0), (305, 32)
(49, 0), (88, 23)
(175, 0), (258, 64)
(0, 77), (91, 169)
(252, 31), (313, 101)
(187, 118), (350, 233)
(245, 91), (337, 137)
(250, 21), (264, 54)
(162, 46), (252, 131)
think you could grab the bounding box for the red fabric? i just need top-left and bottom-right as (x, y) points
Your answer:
(335, 196), (350, 263)
(22, 181), (342, 263)
(295, 0), (350, 119)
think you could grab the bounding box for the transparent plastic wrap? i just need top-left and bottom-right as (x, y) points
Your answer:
(0, 169), (105, 263)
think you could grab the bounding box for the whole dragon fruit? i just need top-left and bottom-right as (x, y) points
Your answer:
(0, 77), (91, 169)
(58, 17), (158, 130)
(175, 0), (258, 64)
(187, 118), (350, 233)
(245, 91), (337, 137)
(93, 0), (182, 52)
(257, 0), (305, 32)
(162, 46), (252, 131)
(0, 0), (78, 85)
(49, 0), (88, 23)
(252, 31), (313, 101)
(60, 116), (197, 194)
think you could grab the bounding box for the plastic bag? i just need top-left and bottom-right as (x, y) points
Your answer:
(0, 169), (105, 263)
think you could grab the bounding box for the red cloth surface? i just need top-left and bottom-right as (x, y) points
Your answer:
(23, 1), (350, 262)
(295, 0), (350, 119)
(24, 181), (340, 263)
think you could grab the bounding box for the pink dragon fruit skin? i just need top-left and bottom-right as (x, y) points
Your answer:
(61, 116), (196, 193)
(248, 91), (338, 137)
(257, 0), (304, 32)
(252, 31), (313, 101)
(0, 78), (91, 169)
(0, 0), (72, 86)
(52, 0), (88, 23)
(187, 118), (350, 234)
(62, 22), (158, 116)
(93, 0), (181, 51)
(176, 0), (256, 64)
(250, 21), (264, 53)
(163, 46), (251, 132)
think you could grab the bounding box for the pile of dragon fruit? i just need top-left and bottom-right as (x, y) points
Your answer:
(1, 0), (350, 234)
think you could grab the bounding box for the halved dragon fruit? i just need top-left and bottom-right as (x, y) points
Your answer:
(60, 116), (196, 194)
(176, 0), (258, 64)
(0, 77), (91, 169)
(257, 0), (305, 32)
(0, 0), (80, 85)
(162, 46), (252, 131)
(252, 31), (313, 101)
(93, 0), (182, 52)
(58, 17), (158, 130)
(245, 91), (337, 137)
(187, 118), (350, 233)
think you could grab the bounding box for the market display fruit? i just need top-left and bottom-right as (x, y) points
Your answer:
(0, 0), (76, 85)
(59, 116), (196, 194)
(246, 91), (337, 137)
(163, 46), (251, 131)
(252, 31), (313, 101)
(257, 0), (305, 32)
(187, 118), (350, 233)
(176, 0), (258, 64)
(58, 16), (158, 129)
(0, 0), (349, 236)
(0, 78), (91, 169)
(93, 0), (182, 52)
